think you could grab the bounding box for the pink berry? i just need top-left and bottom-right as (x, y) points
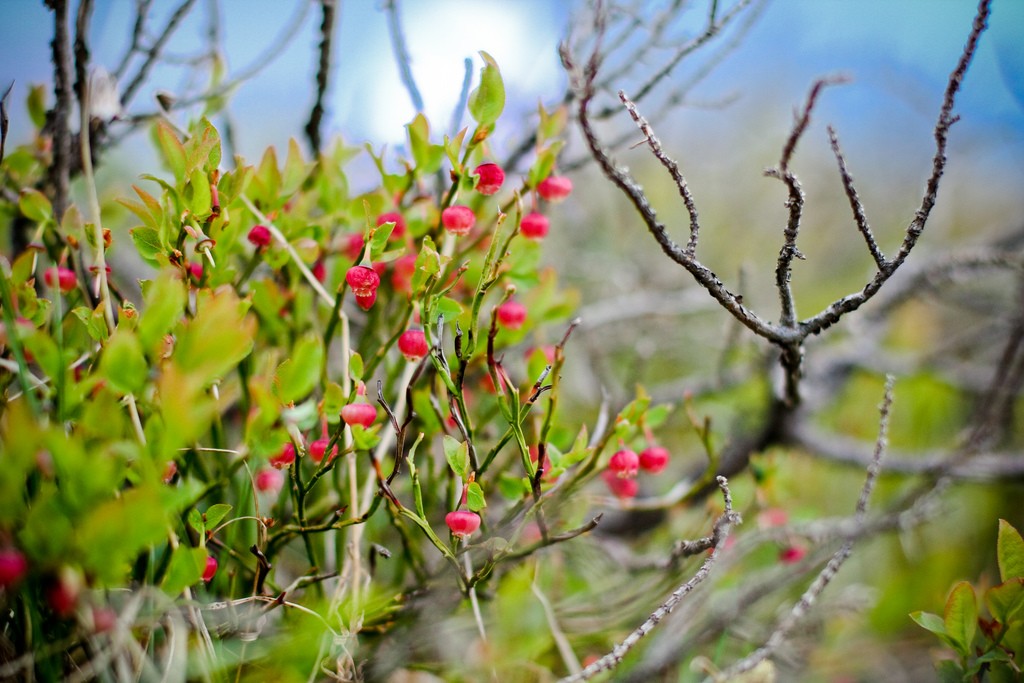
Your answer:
(537, 175), (573, 202)
(398, 329), (429, 361)
(520, 212), (549, 241)
(441, 205), (476, 235)
(47, 568), (81, 617)
(269, 443), (296, 469)
(638, 446), (670, 473)
(779, 545), (807, 564)
(188, 262), (203, 281)
(247, 224), (272, 248)
(346, 265), (380, 296)
(346, 265), (380, 309)
(344, 233), (365, 261)
(309, 437), (337, 464)
(354, 290), (377, 310)
(608, 449), (639, 478)
(445, 510), (481, 538)
(255, 467), (285, 494)
(44, 266), (77, 293)
(341, 402), (377, 428)
(756, 507), (788, 529)
(162, 460), (178, 483)
(496, 300), (527, 330)
(602, 470), (639, 499)
(0, 548), (28, 589)
(376, 212), (407, 239)
(311, 260), (326, 283)
(203, 555), (218, 582)
(391, 254), (417, 293)
(473, 163), (504, 195)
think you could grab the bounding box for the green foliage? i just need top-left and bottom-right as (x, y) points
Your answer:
(912, 519), (1024, 680)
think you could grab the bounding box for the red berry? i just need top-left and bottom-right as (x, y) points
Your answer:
(537, 175), (573, 202)
(602, 470), (639, 499)
(473, 163), (504, 195)
(445, 510), (481, 538)
(520, 212), (549, 241)
(46, 567), (81, 617)
(0, 548), (28, 589)
(346, 265), (380, 296)
(376, 212), (407, 239)
(496, 300), (527, 330)
(269, 442), (296, 469)
(779, 545), (807, 564)
(44, 267), (77, 293)
(398, 329), (429, 361)
(441, 205), (476, 235)
(311, 260), (326, 283)
(247, 224), (272, 247)
(608, 449), (639, 478)
(188, 262), (203, 281)
(354, 290), (377, 310)
(391, 254), (417, 293)
(203, 555), (218, 582)
(344, 233), (365, 261)
(638, 446), (670, 473)
(341, 402), (377, 428)
(255, 467), (285, 494)
(162, 460), (178, 483)
(309, 437), (337, 463)
(346, 265), (380, 309)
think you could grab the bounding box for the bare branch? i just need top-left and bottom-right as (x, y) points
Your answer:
(559, 476), (740, 683)
(384, 0), (424, 114)
(44, 0), (74, 223)
(768, 76), (845, 328)
(828, 125), (886, 269)
(619, 90), (701, 256)
(305, 0), (338, 152)
(119, 0), (199, 108)
(714, 378), (893, 680)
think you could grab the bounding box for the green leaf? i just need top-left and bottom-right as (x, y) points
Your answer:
(468, 51), (505, 127)
(281, 138), (308, 196)
(368, 220), (395, 262)
(998, 519), (1024, 582)
(323, 381), (346, 417)
(350, 424), (381, 451)
(73, 305), (110, 342)
(27, 85), (47, 129)
(187, 508), (205, 536)
(986, 578), (1024, 626)
(537, 103), (568, 142)
(406, 113), (444, 174)
(130, 226), (163, 265)
(203, 503), (232, 530)
(433, 296), (463, 321)
(274, 333), (324, 403)
(412, 235), (444, 293)
(18, 188), (52, 223)
(138, 269), (186, 352)
(443, 435), (469, 479)
(910, 610), (947, 637)
(99, 329), (148, 395)
(444, 128), (468, 171)
(527, 140), (565, 188)
(944, 581), (978, 658)
(188, 167), (212, 218)
(466, 481), (487, 512)
(349, 352), (364, 383)
(251, 146), (282, 206)
(78, 484), (176, 585)
(162, 546), (208, 595)
(173, 287), (255, 388)
(154, 120), (187, 185)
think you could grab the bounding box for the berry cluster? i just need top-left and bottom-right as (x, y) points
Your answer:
(602, 445), (671, 499)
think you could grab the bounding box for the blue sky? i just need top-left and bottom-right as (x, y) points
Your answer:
(1, 1), (1021, 169)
